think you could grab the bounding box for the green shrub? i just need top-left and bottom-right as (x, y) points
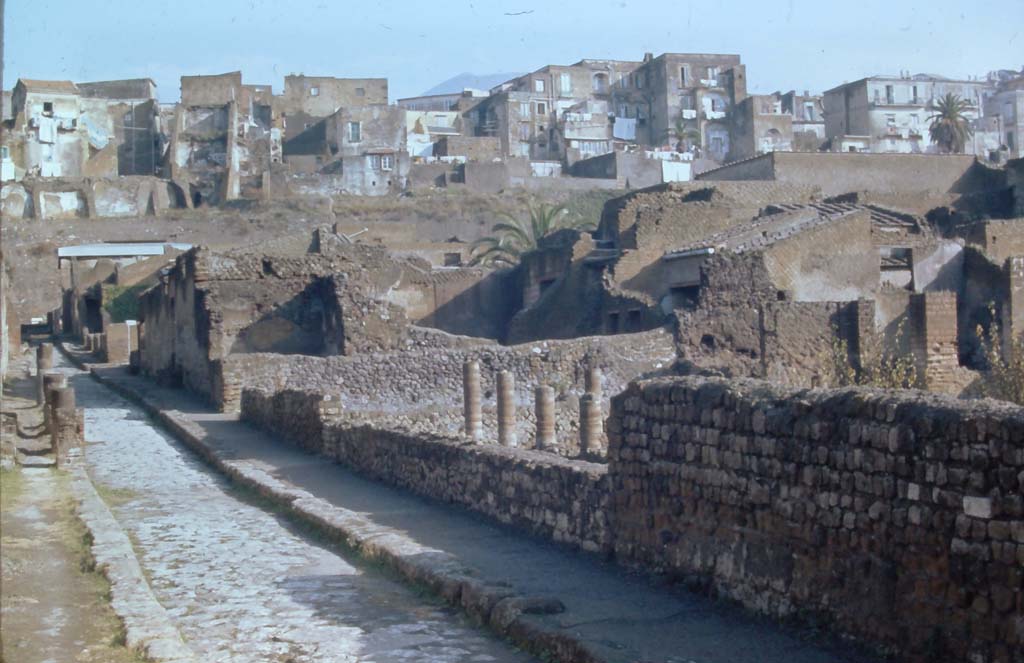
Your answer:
(102, 284), (147, 323)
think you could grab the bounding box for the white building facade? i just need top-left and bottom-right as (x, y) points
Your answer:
(823, 74), (995, 155)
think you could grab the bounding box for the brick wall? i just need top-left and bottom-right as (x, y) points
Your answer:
(608, 375), (1024, 662)
(909, 291), (960, 392)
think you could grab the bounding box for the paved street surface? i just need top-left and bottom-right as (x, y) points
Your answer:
(61, 355), (881, 663)
(55, 356), (534, 663)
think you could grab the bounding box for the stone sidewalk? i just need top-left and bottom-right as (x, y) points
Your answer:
(77, 359), (881, 663)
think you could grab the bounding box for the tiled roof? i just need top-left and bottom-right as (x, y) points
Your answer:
(665, 202), (923, 257)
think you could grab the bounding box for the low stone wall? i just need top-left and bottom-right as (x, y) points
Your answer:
(240, 388), (611, 552)
(608, 375), (1024, 662)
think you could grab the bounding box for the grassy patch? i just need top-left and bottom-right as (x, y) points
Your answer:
(0, 466), (24, 512)
(94, 482), (140, 507)
(60, 501), (147, 663)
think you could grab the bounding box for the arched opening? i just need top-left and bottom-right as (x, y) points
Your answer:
(761, 128), (783, 153)
(592, 73), (609, 94)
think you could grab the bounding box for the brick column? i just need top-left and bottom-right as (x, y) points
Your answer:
(910, 292), (959, 392)
(463, 360), (482, 441)
(534, 385), (555, 450)
(1004, 256), (1024, 358)
(496, 370), (516, 447)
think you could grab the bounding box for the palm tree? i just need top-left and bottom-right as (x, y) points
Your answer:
(469, 203), (597, 267)
(928, 93), (974, 154)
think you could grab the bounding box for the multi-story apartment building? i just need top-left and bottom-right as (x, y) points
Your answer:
(466, 58), (641, 160)
(3, 77), (163, 181)
(610, 52), (746, 162)
(728, 93), (792, 161)
(822, 74), (994, 154)
(779, 90), (825, 151)
(466, 52), (747, 165)
(984, 74), (1024, 159)
(275, 75), (388, 142)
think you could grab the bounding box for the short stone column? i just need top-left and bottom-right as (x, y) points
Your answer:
(534, 385), (555, 450)
(463, 360), (482, 441)
(496, 370), (516, 447)
(51, 387), (83, 468)
(42, 372), (68, 433)
(579, 394), (602, 459)
(36, 343), (54, 404)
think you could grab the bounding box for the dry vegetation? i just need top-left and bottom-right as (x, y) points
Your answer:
(975, 318), (1024, 405)
(822, 319), (920, 390)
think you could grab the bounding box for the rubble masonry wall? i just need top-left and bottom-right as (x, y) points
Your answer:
(240, 388), (612, 552)
(608, 375), (1024, 662)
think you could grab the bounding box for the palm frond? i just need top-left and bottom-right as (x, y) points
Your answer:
(928, 93), (974, 154)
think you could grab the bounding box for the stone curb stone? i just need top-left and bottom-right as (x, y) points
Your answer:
(70, 467), (196, 663)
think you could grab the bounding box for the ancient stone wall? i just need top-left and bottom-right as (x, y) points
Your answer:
(222, 327), (676, 413)
(138, 246), (416, 406)
(699, 152), (989, 198)
(240, 387), (611, 552)
(608, 375), (1024, 662)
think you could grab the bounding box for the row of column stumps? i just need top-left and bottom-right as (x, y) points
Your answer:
(33, 343), (82, 467)
(461, 359), (603, 457)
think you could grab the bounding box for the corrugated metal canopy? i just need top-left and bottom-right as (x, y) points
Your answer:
(56, 242), (192, 259)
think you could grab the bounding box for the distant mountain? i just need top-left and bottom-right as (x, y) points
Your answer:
(420, 72), (522, 96)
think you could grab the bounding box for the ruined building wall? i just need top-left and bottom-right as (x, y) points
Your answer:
(609, 375), (1024, 663)
(675, 250), (869, 386)
(138, 248), (412, 408)
(599, 181), (820, 254)
(406, 268), (521, 341)
(969, 219), (1024, 264)
(761, 211), (877, 301)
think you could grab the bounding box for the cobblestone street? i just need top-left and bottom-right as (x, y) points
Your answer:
(57, 359), (533, 663)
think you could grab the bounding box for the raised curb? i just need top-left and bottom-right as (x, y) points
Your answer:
(70, 466), (196, 662)
(57, 342), (604, 663)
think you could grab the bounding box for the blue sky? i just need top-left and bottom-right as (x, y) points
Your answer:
(5, 0), (1021, 101)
